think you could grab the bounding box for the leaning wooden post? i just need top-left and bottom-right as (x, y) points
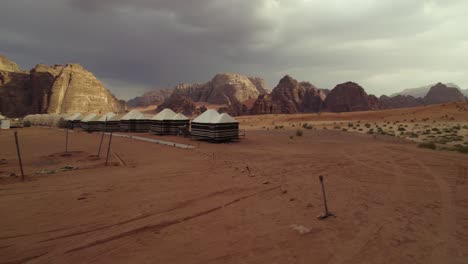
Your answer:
(105, 131), (113, 166)
(97, 117), (107, 157)
(14, 131), (25, 181)
(318, 175), (334, 219)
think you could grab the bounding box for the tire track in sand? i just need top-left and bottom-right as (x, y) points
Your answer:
(411, 158), (456, 263)
(328, 148), (405, 264)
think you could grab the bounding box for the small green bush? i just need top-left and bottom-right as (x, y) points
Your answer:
(23, 120), (32, 127)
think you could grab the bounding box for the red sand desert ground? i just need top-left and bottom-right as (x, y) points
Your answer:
(1, 107), (468, 263)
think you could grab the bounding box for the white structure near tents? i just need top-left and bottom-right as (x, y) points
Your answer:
(191, 109), (239, 141)
(0, 114), (10, 130)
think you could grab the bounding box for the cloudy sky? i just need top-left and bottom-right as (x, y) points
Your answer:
(1, 0), (467, 99)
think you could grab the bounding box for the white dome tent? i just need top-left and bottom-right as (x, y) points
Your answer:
(149, 108), (177, 135)
(191, 109), (239, 141)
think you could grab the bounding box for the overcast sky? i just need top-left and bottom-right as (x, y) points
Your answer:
(1, 0), (467, 100)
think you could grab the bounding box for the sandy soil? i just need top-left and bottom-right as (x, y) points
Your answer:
(1, 108), (468, 263)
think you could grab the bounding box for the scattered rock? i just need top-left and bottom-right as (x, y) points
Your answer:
(290, 224), (311, 235)
(262, 181), (269, 184)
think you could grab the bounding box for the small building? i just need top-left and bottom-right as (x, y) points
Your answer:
(191, 109), (239, 141)
(150, 108), (177, 135)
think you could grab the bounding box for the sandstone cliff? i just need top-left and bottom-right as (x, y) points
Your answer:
(323, 82), (378, 112)
(250, 75), (324, 114)
(379, 95), (424, 109)
(424, 82), (465, 105)
(158, 73), (265, 116)
(127, 88), (173, 108)
(0, 55), (125, 117)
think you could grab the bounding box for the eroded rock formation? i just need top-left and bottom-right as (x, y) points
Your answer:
(424, 82), (465, 105)
(323, 82), (379, 112)
(0, 55), (125, 117)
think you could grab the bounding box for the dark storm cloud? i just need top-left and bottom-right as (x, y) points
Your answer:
(1, 0), (467, 99)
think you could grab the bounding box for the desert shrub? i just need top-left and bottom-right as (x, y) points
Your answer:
(334, 126), (341, 129)
(289, 135), (294, 139)
(407, 132), (419, 138)
(365, 123), (371, 128)
(398, 127), (406, 131)
(342, 128), (348, 131)
(454, 145), (468, 154)
(348, 123), (354, 128)
(302, 123), (313, 129)
(418, 142), (436, 150)
(296, 129), (303, 136)
(23, 120), (32, 127)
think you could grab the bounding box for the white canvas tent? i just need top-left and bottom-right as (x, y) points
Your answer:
(150, 108), (177, 135)
(191, 110), (239, 141)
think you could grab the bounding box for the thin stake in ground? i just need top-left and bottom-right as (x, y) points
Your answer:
(105, 131), (113, 166)
(97, 117), (107, 157)
(14, 131), (25, 181)
(65, 126), (69, 153)
(318, 175), (334, 219)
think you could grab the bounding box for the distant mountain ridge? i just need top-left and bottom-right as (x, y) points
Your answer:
(391, 82), (462, 98)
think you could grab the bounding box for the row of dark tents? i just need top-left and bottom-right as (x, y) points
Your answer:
(24, 109), (240, 142)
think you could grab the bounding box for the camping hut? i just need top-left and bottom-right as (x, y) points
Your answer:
(81, 113), (100, 132)
(120, 110), (144, 132)
(149, 108), (176, 135)
(66, 113), (83, 129)
(96, 113), (121, 132)
(170, 113), (190, 135)
(191, 109), (239, 141)
(135, 114), (152, 133)
(0, 114), (9, 130)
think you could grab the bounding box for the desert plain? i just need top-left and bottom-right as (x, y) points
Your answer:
(1, 102), (468, 264)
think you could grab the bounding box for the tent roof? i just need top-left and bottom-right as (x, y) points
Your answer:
(137, 114), (152, 120)
(173, 113), (189, 120)
(151, 108), (176, 120)
(0, 114), (6, 120)
(213, 113), (238, 124)
(121, 110), (143, 120)
(97, 112), (116, 122)
(193, 109), (220, 123)
(81, 113), (98, 122)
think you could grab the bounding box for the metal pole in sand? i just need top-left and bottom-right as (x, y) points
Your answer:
(318, 175), (333, 219)
(14, 131), (25, 181)
(105, 131), (113, 166)
(97, 118), (107, 157)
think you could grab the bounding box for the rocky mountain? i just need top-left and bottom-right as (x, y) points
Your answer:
(157, 73), (268, 116)
(379, 95), (424, 109)
(424, 82), (465, 105)
(127, 88), (173, 108)
(251, 75), (324, 114)
(323, 82), (379, 112)
(0, 55), (125, 117)
(391, 82), (461, 98)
